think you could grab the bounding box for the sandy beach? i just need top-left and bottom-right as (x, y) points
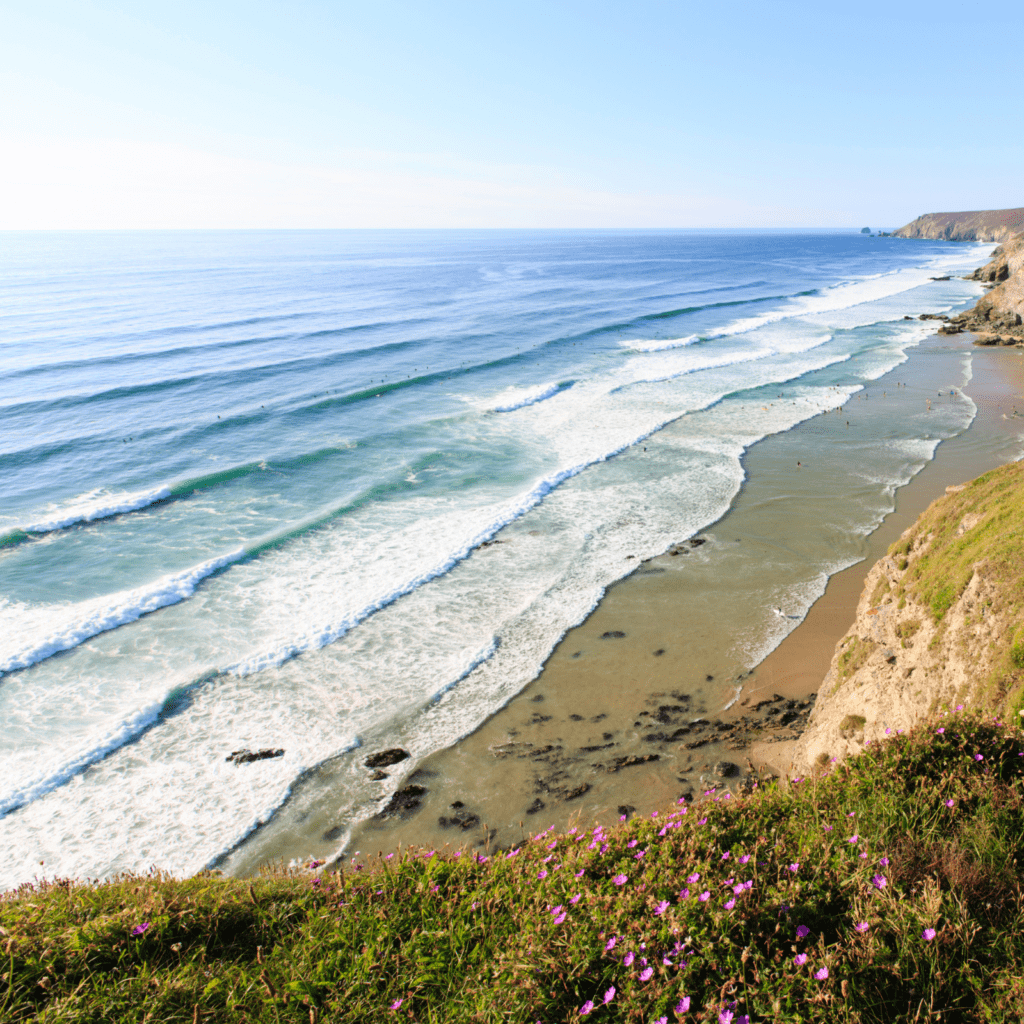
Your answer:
(326, 331), (1023, 865)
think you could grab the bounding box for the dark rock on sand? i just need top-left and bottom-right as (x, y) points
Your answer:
(226, 748), (284, 764)
(439, 809), (480, 830)
(564, 783), (591, 801)
(601, 630), (627, 639)
(371, 769), (389, 780)
(608, 753), (660, 772)
(526, 798), (545, 814)
(654, 704), (688, 723)
(364, 748), (409, 769)
(377, 784), (427, 818)
(689, 537), (707, 548)
(618, 804), (637, 818)
(322, 825), (344, 841)
(653, 648), (665, 656)
(570, 714), (584, 721)
(714, 760), (740, 778)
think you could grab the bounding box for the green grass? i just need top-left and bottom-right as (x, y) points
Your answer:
(4, 713), (1024, 1022)
(892, 461), (1024, 713)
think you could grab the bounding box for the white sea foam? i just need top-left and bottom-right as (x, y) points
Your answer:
(488, 381), (571, 412)
(0, 548), (244, 675)
(0, 698), (165, 817)
(13, 485), (173, 534)
(683, 247), (990, 343)
(620, 334), (700, 353)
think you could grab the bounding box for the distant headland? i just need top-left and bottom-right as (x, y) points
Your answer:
(891, 206), (1024, 243)
(883, 207), (1024, 346)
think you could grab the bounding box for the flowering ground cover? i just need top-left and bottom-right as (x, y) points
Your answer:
(3, 711), (1024, 1022)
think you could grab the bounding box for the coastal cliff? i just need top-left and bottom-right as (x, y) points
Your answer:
(892, 207), (1024, 242)
(795, 461), (1024, 770)
(944, 232), (1024, 344)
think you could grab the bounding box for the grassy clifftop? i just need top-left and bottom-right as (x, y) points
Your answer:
(894, 461), (1024, 711)
(796, 461), (1024, 771)
(4, 713), (1024, 1022)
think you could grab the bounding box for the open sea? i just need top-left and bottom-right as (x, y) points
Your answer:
(0, 229), (996, 887)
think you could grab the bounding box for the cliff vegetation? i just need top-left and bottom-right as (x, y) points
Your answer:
(797, 461), (1024, 770)
(4, 714), (1024, 1022)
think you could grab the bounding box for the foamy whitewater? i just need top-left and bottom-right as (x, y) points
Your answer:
(0, 230), (995, 886)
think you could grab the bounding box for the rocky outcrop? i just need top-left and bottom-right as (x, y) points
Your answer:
(944, 233), (1024, 344)
(226, 748), (285, 764)
(889, 207), (1024, 343)
(794, 463), (1024, 772)
(892, 208), (1024, 243)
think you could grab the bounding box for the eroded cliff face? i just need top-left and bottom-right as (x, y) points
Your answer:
(794, 464), (1024, 772)
(944, 233), (1024, 344)
(892, 208), (1024, 243)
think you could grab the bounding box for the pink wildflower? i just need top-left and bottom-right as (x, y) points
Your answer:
(390, 999), (403, 1010)
(603, 986), (616, 1003)
(724, 899), (736, 910)
(655, 900), (670, 915)
(639, 967), (654, 981)
(922, 928), (936, 941)
(580, 1000), (595, 1016)
(675, 996), (691, 1013)
(613, 873), (628, 886)
(794, 953), (807, 965)
(623, 951), (635, 966)
(872, 874), (887, 889)
(698, 890), (711, 902)
(687, 872), (700, 884)
(796, 925), (810, 939)
(814, 967), (829, 980)
(854, 921), (869, 933)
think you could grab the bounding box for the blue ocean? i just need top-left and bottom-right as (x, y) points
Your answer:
(0, 230), (994, 885)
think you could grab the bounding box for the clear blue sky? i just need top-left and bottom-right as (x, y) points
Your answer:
(2, 0), (1021, 228)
